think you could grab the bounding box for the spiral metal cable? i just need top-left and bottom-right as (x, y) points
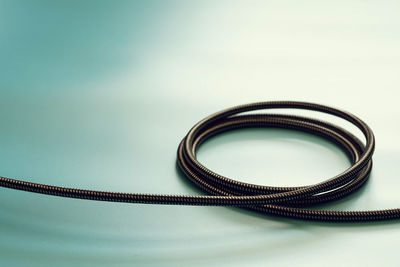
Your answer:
(1, 101), (399, 222)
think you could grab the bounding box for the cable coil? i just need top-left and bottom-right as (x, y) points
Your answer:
(1, 101), (399, 222)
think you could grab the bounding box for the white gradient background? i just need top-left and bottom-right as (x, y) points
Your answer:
(0, 0), (400, 266)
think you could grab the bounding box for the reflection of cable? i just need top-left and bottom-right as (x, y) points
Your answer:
(1, 101), (398, 222)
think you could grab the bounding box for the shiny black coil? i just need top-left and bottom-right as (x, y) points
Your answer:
(1, 101), (398, 222)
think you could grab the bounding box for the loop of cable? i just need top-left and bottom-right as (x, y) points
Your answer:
(1, 101), (398, 222)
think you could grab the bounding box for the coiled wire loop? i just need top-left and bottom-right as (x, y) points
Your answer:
(1, 101), (398, 222)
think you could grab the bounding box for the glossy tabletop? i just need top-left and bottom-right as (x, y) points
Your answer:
(1, 1), (400, 266)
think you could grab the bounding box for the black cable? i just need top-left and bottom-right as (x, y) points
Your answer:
(1, 101), (398, 222)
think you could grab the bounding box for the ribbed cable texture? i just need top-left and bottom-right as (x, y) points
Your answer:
(1, 101), (398, 222)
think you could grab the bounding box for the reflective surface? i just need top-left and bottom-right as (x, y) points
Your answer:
(1, 1), (400, 266)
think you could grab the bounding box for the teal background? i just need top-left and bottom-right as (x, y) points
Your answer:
(1, 0), (400, 266)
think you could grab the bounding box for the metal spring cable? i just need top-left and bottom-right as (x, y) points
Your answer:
(1, 101), (398, 222)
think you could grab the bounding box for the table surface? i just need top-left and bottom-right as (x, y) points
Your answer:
(1, 1), (400, 266)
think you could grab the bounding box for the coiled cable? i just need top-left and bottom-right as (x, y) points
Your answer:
(1, 101), (398, 222)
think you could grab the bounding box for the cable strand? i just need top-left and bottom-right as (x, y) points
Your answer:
(1, 101), (397, 222)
